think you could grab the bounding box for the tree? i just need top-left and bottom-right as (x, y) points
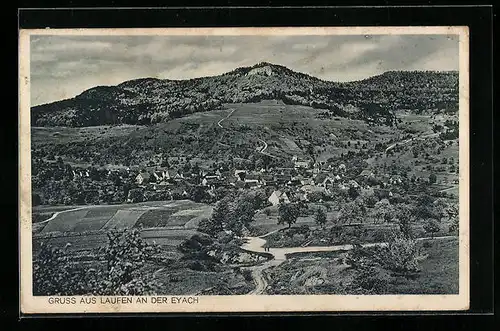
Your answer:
(127, 188), (144, 203)
(423, 219), (440, 238)
(447, 205), (459, 233)
(187, 185), (209, 203)
(338, 201), (365, 225)
(394, 205), (415, 239)
(308, 191), (324, 203)
(278, 203), (299, 228)
(198, 217), (223, 237)
(314, 208), (327, 228)
(233, 196), (256, 226)
(382, 232), (424, 274)
(428, 173), (437, 184)
(373, 199), (395, 223)
(211, 198), (231, 226)
(432, 198), (449, 222)
(102, 228), (160, 295)
(33, 243), (75, 295)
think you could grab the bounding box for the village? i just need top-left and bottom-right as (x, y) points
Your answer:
(57, 153), (413, 207)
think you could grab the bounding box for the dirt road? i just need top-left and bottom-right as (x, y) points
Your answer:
(37, 206), (88, 225)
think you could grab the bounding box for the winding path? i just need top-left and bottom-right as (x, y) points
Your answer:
(36, 206), (88, 225)
(217, 108), (236, 128)
(216, 108), (280, 159)
(240, 230), (457, 295)
(258, 138), (268, 153)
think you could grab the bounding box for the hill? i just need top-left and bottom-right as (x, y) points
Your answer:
(31, 62), (459, 127)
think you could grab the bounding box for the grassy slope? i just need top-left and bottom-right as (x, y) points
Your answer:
(266, 237), (458, 295)
(31, 100), (402, 167)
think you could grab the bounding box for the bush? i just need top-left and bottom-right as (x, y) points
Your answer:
(423, 219), (440, 238)
(350, 265), (388, 294)
(381, 234), (423, 274)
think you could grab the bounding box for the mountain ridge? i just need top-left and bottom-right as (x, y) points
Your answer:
(31, 62), (459, 127)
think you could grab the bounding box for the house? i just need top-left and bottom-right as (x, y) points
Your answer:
(294, 160), (311, 169)
(321, 177), (336, 188)
(161, 169), (177, 180)
(314, 173), (329, 186)
(287, 177), (302, 187)
(244, 179), (261, 188)
(300, 184), (326, 194)
(389, 175), (403, 184)
(136, 172), (151, 185)
(202, 177), (220, 187)
(243, 173), (261, 188)
(275, 174), (291, 185)
(153, 181), (171, 190)
(268, 190), (291, 206)
(300, 177), (314, 186)
(153, 171), (166, 182)
(71, 169), (81, 179)
(234, 169), (246, 181)
(338, 163), (347, 173)
(260, 174), (276, 187)
(171, 170), (185, 180)
(338, 183), (349, 190)
(374, 188), (392, 199)
(288, 192), (307, 203)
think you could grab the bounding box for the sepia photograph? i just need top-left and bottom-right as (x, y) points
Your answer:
(19, 27), (469, 313)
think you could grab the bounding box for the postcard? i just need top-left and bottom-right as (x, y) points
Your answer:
(19, 26), (469, 313)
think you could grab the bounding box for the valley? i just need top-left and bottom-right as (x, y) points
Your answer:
(31, 63), (460, 296)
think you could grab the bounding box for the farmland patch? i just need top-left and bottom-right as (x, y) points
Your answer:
(41, 208), (89, 233)
(101, 209), (147, 230)
(135, 209), (177, 228)
(72, 208), (118, 232)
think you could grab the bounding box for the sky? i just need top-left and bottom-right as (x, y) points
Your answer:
(30, 34), (459, 106)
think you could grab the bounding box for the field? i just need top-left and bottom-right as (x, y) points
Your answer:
(32, 200), (213, 254)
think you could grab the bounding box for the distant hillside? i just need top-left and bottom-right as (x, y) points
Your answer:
(31, 62), (459, 127)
